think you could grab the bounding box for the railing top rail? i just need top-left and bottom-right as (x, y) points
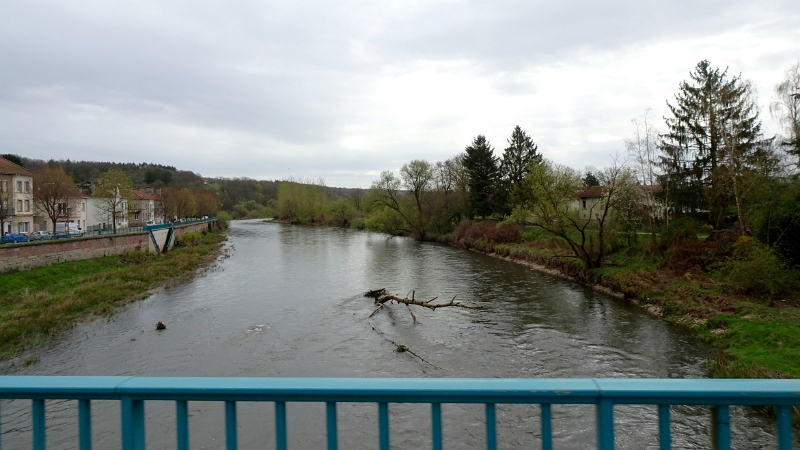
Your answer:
(143, 217), (217, 231)
(1, 377), (799, 406)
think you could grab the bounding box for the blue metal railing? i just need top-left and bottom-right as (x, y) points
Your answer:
(143, 216), (217, 232)
(0, 377), (797, 450)
(2, 217), (218, 245)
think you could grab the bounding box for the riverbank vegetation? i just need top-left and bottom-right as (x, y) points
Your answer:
(0, 231), (225, 361)
(267, 60), (800, 380)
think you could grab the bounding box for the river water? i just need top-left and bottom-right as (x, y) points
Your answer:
(0, 219), (792, 448)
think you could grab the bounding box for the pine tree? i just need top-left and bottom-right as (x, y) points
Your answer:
(498, 126), (541, 214)
(582, 171), (600, 187)
(463, 135), (499, 218)
(660, 60), (762, 228)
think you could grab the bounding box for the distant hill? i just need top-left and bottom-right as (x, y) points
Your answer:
(19, 157), (203, 188)
(11, 154), (368, 214)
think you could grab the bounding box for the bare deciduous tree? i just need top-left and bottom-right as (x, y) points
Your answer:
(33, 165), (78, 232)
(515, 159), (634, 268)
(771, 61), (800, 167)
(93, 168), (133, 231)
(626, 109), (661, 230)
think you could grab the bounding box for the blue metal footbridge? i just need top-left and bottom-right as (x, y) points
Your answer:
(0, 377), (798, 449)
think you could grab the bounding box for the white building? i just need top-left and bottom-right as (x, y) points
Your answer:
(81, 186), (129, 231)
(36, 193), (89, 232)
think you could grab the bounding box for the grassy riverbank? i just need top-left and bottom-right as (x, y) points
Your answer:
(0, 232), (225, 361)
(440, 221), (800, 381)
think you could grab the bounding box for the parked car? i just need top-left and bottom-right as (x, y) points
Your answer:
(1, 233), (28, 244)
(29, 231), (52, 240)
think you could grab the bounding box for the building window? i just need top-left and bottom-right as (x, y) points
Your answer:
(18, 222), (29, 233)
(1, 180), (6, 192)
(24, 200), (30, 212)
(582, 200), (586, 210)
(24, 181), (30, 193)
(58, 203), (68, 215)
(17, 181), (22, 192)
(17, 199), (22, 211)
(134, 212), (140, 220)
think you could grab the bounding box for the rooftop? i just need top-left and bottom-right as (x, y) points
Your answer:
(0, 158), (33, 176)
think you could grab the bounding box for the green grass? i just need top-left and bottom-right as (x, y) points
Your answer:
(0, 232), (225, 359)
(700, 306), (800, 378)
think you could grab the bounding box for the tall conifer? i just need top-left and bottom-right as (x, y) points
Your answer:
(499, 126), (541, 214)
(463, 135), (499, 218)
(660, 60), (762, 228)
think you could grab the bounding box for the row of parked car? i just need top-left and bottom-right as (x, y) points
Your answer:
(1, 229), (84, 244)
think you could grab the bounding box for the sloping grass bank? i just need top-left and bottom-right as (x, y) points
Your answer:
(0, 232), (225, 360)
(440, 221), (800, 381)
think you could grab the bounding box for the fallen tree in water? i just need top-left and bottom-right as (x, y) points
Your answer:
(364, 288), (483, 321)
(364, 288), (484, 369)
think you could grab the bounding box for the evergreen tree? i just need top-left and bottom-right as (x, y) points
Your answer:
(582, 171), (600, 187)
(498, 126), (541, 214)
(463, 135), (499, 218)
(660, 60), (763, 228)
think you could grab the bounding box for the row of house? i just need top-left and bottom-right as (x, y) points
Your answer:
(0, 157), (163, 235)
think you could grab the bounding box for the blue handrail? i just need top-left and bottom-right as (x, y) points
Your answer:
(0, 377), (797, 450)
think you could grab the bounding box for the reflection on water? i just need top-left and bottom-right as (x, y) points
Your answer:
(1, 220), (794, 448)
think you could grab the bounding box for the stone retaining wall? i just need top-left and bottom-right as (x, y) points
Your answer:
(0, 222), (214, 273)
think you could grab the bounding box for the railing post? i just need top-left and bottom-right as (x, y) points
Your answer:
(79, 399), (92, 450)
(326, 402), (338, 450)
(596, 399), (614, 450)
(710, 405), (730, 450)
(776, 405), (793, 450)
(378, 402), (390, 450)
(121, 396), (145, 450)
(275, 401), (287, 450)
(32, 399), (46, 450)
(657, 404), (670, 450)
(176, 400), (189, 450)
(431, 403), (442, 450)
(485, 403), (496, 450)
(540, 403), (552, 450)
(225, 401), (238, 450)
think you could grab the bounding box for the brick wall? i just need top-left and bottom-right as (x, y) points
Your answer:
(0, 221), (215, 273)
(0, 234), (149, 273)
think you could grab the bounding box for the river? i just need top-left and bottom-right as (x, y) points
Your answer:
(1, 219), (792, 448)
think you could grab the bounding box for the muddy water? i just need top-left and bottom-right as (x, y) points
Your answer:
(1, 219), (791, 449)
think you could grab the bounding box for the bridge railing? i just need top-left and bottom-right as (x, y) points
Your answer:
(0, 377), (798, 450)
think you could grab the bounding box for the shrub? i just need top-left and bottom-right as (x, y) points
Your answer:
(178, 231), (203, 247)
(712, 240), (798, 298)
(664, 232), (736, 274)
(216, 211), (232, 230)
(660, 216), (701, 248)
(453, 220), (522, 244)
(349, 217), (365, 230)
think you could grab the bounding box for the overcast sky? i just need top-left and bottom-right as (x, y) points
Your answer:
(1, 1), (799, 188)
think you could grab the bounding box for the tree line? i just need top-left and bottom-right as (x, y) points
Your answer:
(272, 60), (800, 275)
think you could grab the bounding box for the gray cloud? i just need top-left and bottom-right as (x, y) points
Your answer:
(1, 1), (799, 186)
